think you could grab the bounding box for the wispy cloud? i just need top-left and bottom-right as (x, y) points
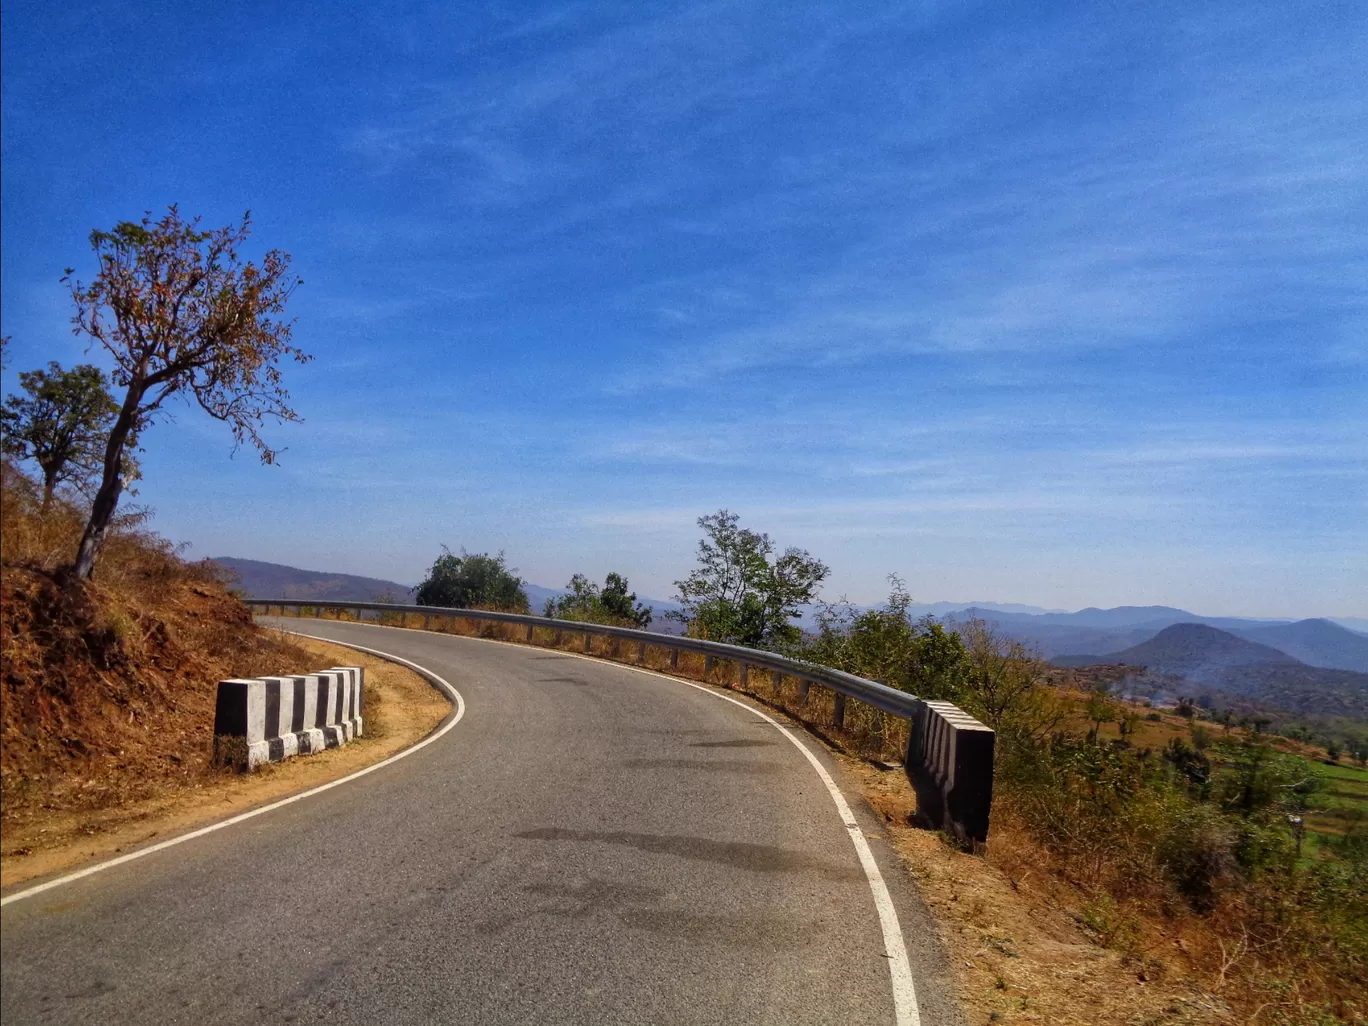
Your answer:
(4, 0), (1363, 615)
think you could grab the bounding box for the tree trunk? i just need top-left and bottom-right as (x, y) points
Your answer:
(41, 471), (56, 511)
(72, 389), (142, 580)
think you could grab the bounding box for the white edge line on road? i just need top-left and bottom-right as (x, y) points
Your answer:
(663, 672), (922, 1026)
(279, 619), (921, 1026)
(0, 635), (465, 909)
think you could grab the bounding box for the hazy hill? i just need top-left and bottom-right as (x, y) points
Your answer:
(907, 600), (1065, 616)
(1053, 622), (1368, 720)
(955, 620), (1163, 659)
(1230, 618), (1368, 673)
(1053, 623), (1300, 678)
(959, 607), (1368, 672)
(980, 605), (1199, 628)
(212, 558), (684, 624)
(1205, 663), (1368, 719)
(211, 557), (415, 603)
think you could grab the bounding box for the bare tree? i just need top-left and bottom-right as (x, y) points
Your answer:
(63, 206), (308, 579)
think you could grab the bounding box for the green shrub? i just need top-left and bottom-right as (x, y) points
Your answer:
(545, 572), (652, 628)
(415, 547), (529, 612)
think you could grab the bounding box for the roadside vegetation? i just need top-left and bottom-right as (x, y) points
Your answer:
(668, 509), (828, 647)
(384, 512), (1366, 1025)
(803, 578), (1364, 1024)
(0, 459), (314, 823)
(414, 547), (530, 611)
(1, 207), (318, 841)
(543, 572), (653, 628)
(6, 237), (1363, 1025)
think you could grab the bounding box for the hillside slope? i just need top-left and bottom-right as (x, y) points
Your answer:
(1, 466), (313, 820)
(1055, 622), (1368, 719)
(1204, 662), (1368, 718)
(1232, 618), (1368, 673)
(1054, 622), (1301, 676)
(211, 556), (414, 602)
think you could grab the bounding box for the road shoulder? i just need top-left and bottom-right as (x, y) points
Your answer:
(1, 635), (451, 891)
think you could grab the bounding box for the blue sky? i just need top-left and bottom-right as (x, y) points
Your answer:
(2, 0), (1365, 617)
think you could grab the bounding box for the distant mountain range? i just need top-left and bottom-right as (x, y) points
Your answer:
(1230, 619), (1368, 671)
(1052, 622), (1368, 720)
(951, 607), (1368, 672)
(211, 557), (682, 624)
(213, 556), (1366, 714)
(1054, 623), (1301, 674)
(211, 557), (416, 603)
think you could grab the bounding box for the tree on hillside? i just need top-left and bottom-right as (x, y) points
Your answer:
(671, 509), (828, 649)
(1084, 685), (1118, 740)
(62, 206), (308, 579)
(545, 572), (652, 628)
(1, 361), (130, 508)
(416, 548), (529, 612)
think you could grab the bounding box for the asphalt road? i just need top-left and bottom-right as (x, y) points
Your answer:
(1, 619), (963, 1026)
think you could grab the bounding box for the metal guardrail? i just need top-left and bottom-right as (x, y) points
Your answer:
(249, 599), (922, 718)
(251, 598), (996, 844)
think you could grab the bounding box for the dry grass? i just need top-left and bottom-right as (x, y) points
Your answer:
(1, 463), (317, 824)
(848, 758), (1239, 1026)
(1, 635), (450, 888)
(287, 606), (1367, 1026)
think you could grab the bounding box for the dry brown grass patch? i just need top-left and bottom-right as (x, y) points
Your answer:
(1, 634), (450, 889)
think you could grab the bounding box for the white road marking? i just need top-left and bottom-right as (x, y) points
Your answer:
(7, 618), (923, 1026)
(666, 674), (922, 1026)
(0, 638), (465, 908)
(285, 619), (922, 1026)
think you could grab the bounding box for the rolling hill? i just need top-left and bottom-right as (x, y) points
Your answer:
(959, 607), (1366, 672)
(1054, 623), (1301, 678)
(1230, 618), (1368, 673)
(1054, 622), (1368, 719)
(210, 557), (415, 603)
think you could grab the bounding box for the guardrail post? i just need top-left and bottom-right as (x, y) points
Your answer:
(704, 654), (714, 679)
(904, 700), (996, 847)
(423, 613), (430, 629)
(833, 692), (846, 728)
(799, 679), (810, 700)
(526, 623), (534, 642)
(637, 641), (646, 663)
(584, 632), (592, 653)
(670, 648), (679, 670)
(740, 663), (749, 687)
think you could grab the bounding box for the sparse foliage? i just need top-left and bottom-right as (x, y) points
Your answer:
(804, 576), (971, 701)
(546, 572), (652, 628)
(62, 205), (308, 579)
(1084, 685), (1118, 740)
(670, 509), (828, 649)
(956, 617), (1063, 748)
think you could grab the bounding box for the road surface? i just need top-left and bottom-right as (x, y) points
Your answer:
(1, 618), (962, 1025)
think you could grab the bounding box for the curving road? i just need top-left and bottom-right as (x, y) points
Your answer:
(1, 619), (963, 1025)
